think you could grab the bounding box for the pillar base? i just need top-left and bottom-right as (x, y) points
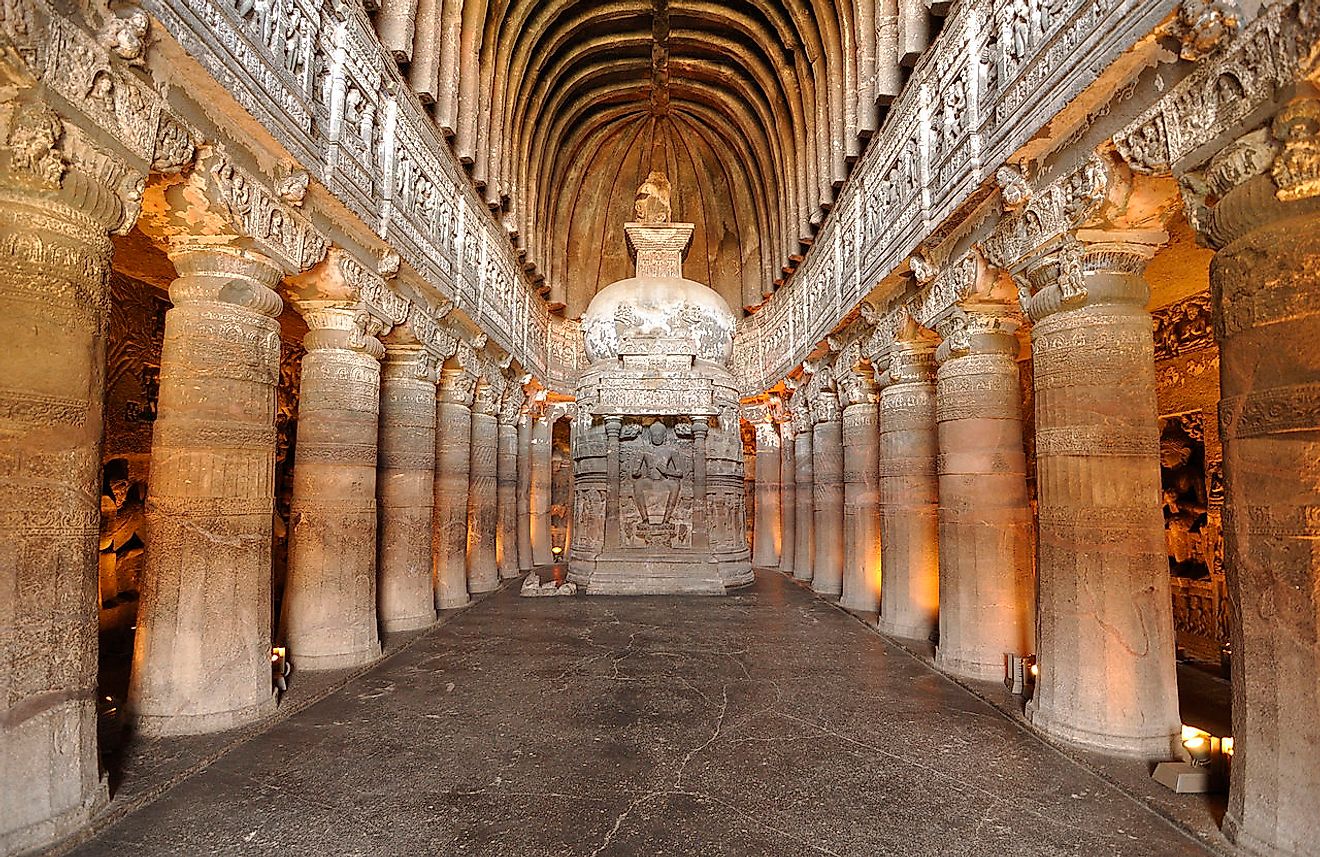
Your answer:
(380, 611), (437, 634)
(1, 777), (107, 857)
(499, 567), (522, 581)
(793, 567), (813, 582)
(437, 596), (472, 610)
(935, 649), (1007, 683)
(839, 597), (879, 618)
(133, 692), (278, 738)
(877, 617), (935, 642)
(290, 642), (382, 673)
(468, 580), (501, 595)
(811, 580), (842, 598)
(1026, 700), (1180, 760)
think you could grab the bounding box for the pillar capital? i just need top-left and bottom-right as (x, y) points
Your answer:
(438, 366), (478, 405)
(886, 315), (940, 384)
(166, 245), (285, 317)
(380, 329), (440, 383)
(472, 378), (500, 417)
(139, 146), (327, 274)
(936, 301), (1022, 362)
(1018, 231), (1163, 323)
(499, 384), (526, 426)
(812, 388), (841, 423)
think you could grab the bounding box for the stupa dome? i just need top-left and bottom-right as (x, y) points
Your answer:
(579, 173), (736, 365)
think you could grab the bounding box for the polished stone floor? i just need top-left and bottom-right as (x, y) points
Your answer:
(67, 572), (1213, 857)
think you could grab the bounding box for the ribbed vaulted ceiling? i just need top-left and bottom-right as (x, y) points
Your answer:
(374, 0), (941, 315)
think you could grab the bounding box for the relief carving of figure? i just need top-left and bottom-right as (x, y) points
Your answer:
(631, 422), (682, 525)
(634, 171), (672, 223)
(1160, 420), (1209, 577)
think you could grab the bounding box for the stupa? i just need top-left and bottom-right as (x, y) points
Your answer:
(569, 173), (753, 594)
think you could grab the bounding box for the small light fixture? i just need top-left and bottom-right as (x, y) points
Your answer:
(552, 546), (563, 557)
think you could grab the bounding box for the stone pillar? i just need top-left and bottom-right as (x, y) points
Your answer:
(692, 417), (710, 551)
(496, 390), (523, 580)
(1205, 107), (1320, 856)
(792, 404), (815, 581)
(516, 411), (533, 570)
(811, 390), (845, 596)
(0, 114), (122, 851)
(530, 407), (554, 565)
(751, 414), (782, 568)
(933, 305), (1034, 681)
(778, 421), (796, 575)
(466, 379), (500, 594)
(839, 363), (882, 615)
(282, 301), (384, 670)
(877, 327), (941, 641)
(603, 416), (623, 549)
(376, 333), (438, 633)
(433, 367), (476, 609)
(131, 246), (283, 733)
(1022, 237), (1179, 758)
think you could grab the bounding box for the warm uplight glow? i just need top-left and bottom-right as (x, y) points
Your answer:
(271, 646), (287, 663)
(1221, 737), (1233, 756)
(1029, 663), (1039, 678)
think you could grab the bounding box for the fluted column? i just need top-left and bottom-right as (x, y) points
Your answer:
(792, 405), (815, 581)
(778, 421), (796, 575)
(516, 411), (533, 570)
(934, 305), (1034, 681)
(811, 390), (845, 596)
(1205, 105), (1320, 857)
(530, 407), (554, 565)
(434, 367), (476, 609)
(282, 301), (384, 670)
(0, 113), (123, 851)
(496, 390), (523, 580)
(1023, 237), (1179, 759)
(839, 364), (881, 616)
(131, 246), (283, 732)
(877, 326), (941, 641)
(751, 413), (782, 568)
(466, 379), (500, 593)
(376, 333), (438, 633)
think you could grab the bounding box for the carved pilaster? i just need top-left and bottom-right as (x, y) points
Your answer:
(777, 418), (796, 576)
(811, 387), (844, 596)
(1020, 234), (1180, 758)
(749, 406), (782, 569)
(1192, 101), (1320, 855)
(877, 320), (941, 640)
(933, 302), (1035, 681)
(496, 384), (525, 580)
(529, 400), (555, 566)
(839, 359), (881, 616)
(0, 94), (131, 854)
(516, 403), (534, 570)
(131, 246), (283, 736)
(466, 379), (500, 593)
(791, 398), (816, 582)
(434, 367), (477, 608)
(377, 332), (438, 633)
(282, 293), (384, 671)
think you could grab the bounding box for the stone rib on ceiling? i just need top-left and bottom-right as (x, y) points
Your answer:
(375, 0), (936, 316)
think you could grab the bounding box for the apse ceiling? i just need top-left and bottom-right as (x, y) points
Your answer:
(376, 0), (940, 315)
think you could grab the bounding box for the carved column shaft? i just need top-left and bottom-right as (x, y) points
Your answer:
(516, 413), (533, 570)
(530, 411), (554, 565)
(604, 416), (622, 550)
(466, 380), (500, 594)
(376, 341), (438, 633)
(752, 418), (782, 568)
(1210, 167), (1320, 856)
(877, 343), (941, 640)
(934, 315), (1034, 681)
(840, 392), (881, 615)
(131, 247), (282, 732)
(778, 421), (796, 574)
(812, 392), (845, 596)
(496, 415), (520, 580)
(282, 305), (383, 670)
(1024, 242), (1179, 758)
(793, 421), (815, 581)
(692, 418), (710, 552)
(0, 167), (117, 851)
(433, 368), (474, 609)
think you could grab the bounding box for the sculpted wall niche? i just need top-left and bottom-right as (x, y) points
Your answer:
(570, 174), (752, 595)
